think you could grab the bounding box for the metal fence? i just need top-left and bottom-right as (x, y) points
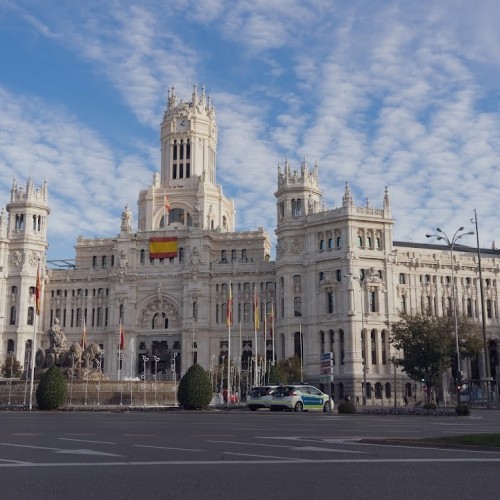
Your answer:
(0, 379), (179, 408)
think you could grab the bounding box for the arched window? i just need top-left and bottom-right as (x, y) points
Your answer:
(385, 383), (391, 399)
(169, 208), (185, 225)
(7, 339), (15, 354)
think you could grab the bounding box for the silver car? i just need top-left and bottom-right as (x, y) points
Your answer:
(246, 386), (278, 411)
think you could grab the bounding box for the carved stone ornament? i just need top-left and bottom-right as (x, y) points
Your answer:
(11, 251), (22, 266)
(138, 299), (180, 328)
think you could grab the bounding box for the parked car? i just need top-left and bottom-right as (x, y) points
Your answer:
(270, 385), (332, 412)
(246, 386), (278, 411)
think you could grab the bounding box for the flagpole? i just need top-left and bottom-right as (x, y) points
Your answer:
(227, 280), (231, 407)
(28, 313), (37, 410)
(239, 321), (242, 374)
(118, 319), (122, 382)
(253, 284), (258, 387)
(163, 194), (166, 229)
(271, 298), (275, 365)
(300, 323), (303, 383)
(29, 259), (41, 411)
(264, 304), (267, 380)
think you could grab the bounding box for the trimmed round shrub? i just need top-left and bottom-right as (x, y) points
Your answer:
(177, 363), (213, 410)
(337, 401), (356, 414)
(455, 404), (470, 416)
(36, 366), (68, 410)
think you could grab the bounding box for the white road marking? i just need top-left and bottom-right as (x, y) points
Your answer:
(291, 446), (364, 454)
(0, 457), (500, 468)
(56, 449), (122, 456)
(133, 444), (203, 452)
(59, 438), (115, 445)
(208, 439), (366, 454)
(223, 451), (311, 461)
(0, 442), (122, 457)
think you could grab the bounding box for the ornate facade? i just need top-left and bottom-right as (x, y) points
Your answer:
(1, 86), (499, 403)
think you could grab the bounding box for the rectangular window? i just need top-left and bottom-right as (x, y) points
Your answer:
(369, 291), (377, 312)
(97, 307), (103, 327)
(327, 291), (334, 314)
(487, 299), (492, 319)
(26, 306), (33, 325)
(294, 297), (302, 317)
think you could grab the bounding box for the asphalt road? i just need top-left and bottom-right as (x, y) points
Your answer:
(1, 409), (499, 500)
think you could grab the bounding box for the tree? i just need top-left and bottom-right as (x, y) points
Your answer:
(36, 366), (68, 410)
(268, 356), (302, 384)
(390, 313), (482, 400)
(177, 363), (213, 409)
(1, 356), (23, 378)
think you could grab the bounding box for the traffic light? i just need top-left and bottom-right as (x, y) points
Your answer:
(457, 371), (463, 385)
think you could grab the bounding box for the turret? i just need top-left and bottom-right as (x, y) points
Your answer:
(275, 158), (322, 223)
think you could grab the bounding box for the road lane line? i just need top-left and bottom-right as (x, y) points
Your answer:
(133, 444), (204, 452)
(223, 451), (311, 461)
(0, 457), (500, 468)
(59, 438), (116, 445)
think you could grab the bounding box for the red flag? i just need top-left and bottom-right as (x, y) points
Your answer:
(35, 261), (41, 316)
(119, 321), (125, 351)
(226, 284), (233, 327)
(164, 194), (171, 212)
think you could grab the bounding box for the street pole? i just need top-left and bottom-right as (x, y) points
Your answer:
(472, 209), (491, 404)
(426, 227), (474, 405)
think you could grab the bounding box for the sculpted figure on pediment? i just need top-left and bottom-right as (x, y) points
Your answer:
(138, 299), (180, 328)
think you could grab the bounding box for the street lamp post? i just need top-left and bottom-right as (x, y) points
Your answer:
(348, 273), (368, 405)
(472, 209), (491, 404)
(426, 226), (474, 403)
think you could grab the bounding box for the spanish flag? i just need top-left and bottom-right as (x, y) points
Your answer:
(149, 237), (178, 259)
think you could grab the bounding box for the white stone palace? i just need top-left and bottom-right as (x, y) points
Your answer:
(1, 85), (499, 404)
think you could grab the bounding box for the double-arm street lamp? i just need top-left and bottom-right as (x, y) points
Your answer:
(426, 226), (474, 400)
(347, 273), (368, 405)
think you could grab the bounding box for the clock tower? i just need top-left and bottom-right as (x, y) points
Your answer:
(137, 85), (235, 232)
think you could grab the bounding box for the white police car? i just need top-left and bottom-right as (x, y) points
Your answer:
(270, 385), (332, 412)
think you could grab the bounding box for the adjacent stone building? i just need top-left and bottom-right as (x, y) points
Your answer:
(1, 86), (498, 404)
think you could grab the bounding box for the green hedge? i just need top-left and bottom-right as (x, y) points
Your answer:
(177, 363), (213, 410)
(36, 366), (68, 410)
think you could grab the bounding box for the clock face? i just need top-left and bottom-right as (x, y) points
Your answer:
(178, 119), (188, 131)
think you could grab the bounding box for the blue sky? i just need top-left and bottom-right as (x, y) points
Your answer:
(1, 0), (500, 261)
